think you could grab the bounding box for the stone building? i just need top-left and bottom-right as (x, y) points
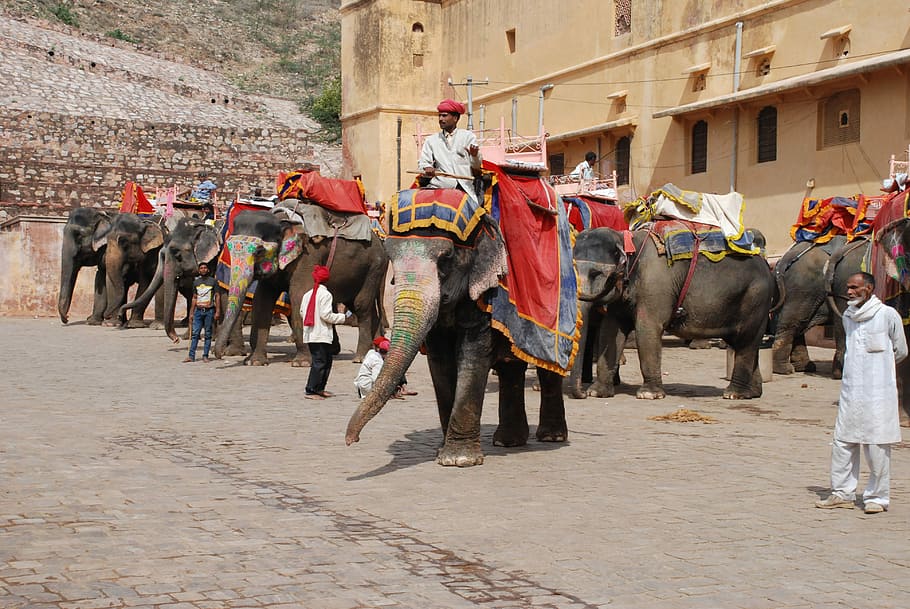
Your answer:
(340, 0), (910, 254)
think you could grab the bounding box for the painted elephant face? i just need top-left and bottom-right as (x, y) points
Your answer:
(226, 235), (279, 277)
(878, 218), (910, 292)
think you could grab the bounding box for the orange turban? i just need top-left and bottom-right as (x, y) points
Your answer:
(437, 99), (465, 115)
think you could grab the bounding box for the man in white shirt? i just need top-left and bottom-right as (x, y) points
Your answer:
(418, 98), (483, 205)
(570, 151), (597, 180)
(816, 272), (908, 513)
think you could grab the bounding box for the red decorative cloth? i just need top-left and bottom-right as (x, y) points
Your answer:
(304, 265), (331, 327)
(277, 170), (368, 215)
(437, 99), (466, 115)
(120, 181), (155, 214)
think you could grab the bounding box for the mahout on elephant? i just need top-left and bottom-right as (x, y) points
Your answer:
(571, 186), (775, 400)
(58, 207), (112, 325)
(346, 162), (579, 467)
(212, 199), (389, 366)
(119, 216), (228, 343)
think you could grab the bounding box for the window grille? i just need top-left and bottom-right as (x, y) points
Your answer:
(691, 120), (707, 174)
(820, 89), (860, 148)
(757, 106), (777, 163)
(614, 0), (631, 36)
(616, 137), (631, 185)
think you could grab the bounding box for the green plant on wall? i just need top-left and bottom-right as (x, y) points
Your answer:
(51, 3), (79, 27)
(306, 75), (341, 142)
(106, 29), (137, 43)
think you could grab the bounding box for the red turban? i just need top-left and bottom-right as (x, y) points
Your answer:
(437, 99), (465, 115)
(373, 337), (391, 352)
(304, 265), (331, 327)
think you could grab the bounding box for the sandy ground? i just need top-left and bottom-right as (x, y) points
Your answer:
(1, 318), (908, 608)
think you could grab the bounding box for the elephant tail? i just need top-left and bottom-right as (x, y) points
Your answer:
(769, 269), (785, 316)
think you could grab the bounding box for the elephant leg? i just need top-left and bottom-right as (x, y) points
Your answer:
(771, 327), (796, 375)
(589, 316), (623, 397)
(429, 324), (489, 467)
(898, 357), (910, 424)
(724, 338), (763, 399)
(535, 368), (567, 442)
(425, 328), (457, 437)
(149, 284), (166, 330)
(565, 302), (593, 399)
(635, 317), (666, 400)
(492, 358), (529, 447)
(832, 319), (846, 380)
(247, 284), (280, 366)
(350, 293), (378, 364)
(790, 333), (815, 373)
(88, 267), (106, 325)
(287, 284), (309, 367)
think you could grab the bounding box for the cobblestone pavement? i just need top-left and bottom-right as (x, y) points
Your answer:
(2, 318), (909, 609)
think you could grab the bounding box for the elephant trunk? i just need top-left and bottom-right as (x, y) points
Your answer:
(346, 263), (440, 445)
(120, 248), (165, 321)
(565, 300), (594, 398)
(214, 255), (253, 358)
(58, 238), (79, 324)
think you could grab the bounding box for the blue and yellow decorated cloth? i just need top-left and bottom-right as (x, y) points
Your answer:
(654, 220), (756, 264)
(392, 188), (485, 242)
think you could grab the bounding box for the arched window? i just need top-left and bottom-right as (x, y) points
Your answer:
(757, 106), (777, 163)
(691, 120), (708, 174)
(411, 22), (424, 33)
(616, 136), (631, 185)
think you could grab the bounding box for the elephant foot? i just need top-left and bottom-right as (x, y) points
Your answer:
(535, 422), (567, 443)
(636, 385), (666, 399)
(125, 318), (146, 329)
(247, 354), (269, 366)
(102, 319), (121, 328)
(565, 385), (588, 400)
(437, 442), (484, 467)
(85, 316), (103, 326)
(803, 361), (817, 373)
(723, 385), (761, 399)
(291, 358), (311, 368)
(221, 345), (245, 357)
(493, 425), (529, 447)
(773, 361), (795, 375)
(588, 382), (615, 398)
(688, 339), (713, 349)
(148, 320), (165, 331)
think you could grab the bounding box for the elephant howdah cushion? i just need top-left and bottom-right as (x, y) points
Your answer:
(392, 188), (485, 242)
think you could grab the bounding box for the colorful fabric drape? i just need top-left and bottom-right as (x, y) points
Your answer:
(651, 220), (757, 264)
(870, 189), (910, 316)
(790, 196), (857, 243)
(120, 181), (155, 215)
(277, 169), (368, 215)
(392, 188), (485, 242)
(562, 196), (627, 232)
(484, 161), (580, 375)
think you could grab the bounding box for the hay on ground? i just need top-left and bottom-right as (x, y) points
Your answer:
(648, 407), (718, 424)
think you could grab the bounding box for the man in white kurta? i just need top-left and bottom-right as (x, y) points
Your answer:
(816, 272), (907, 513)
(418, 98), (482, 205)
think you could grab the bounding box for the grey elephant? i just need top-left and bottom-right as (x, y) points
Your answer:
(573, 227), (774, 399)
(119, 217), (225, 343)
(345, 211), (572, 467)
(771, 237), (867, 378)
(58, 207), (112, 325)
(213, 203), (389, 365)
(93, 213), (166, 327)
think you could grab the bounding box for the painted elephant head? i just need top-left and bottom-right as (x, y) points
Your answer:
(876, 217), (910, 292)
(214, 210), (305, 357)
(95, 213), (165, 320)
(58, 207), (111, 324)
(346, 214), (508, 445)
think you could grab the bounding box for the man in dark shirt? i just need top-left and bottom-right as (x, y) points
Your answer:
(184, 262), (220, 363)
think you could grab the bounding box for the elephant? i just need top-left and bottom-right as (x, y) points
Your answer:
(345, 213), (570, 467)
(771, 237), (867, 378)
(58, 207), (112, 325)
(93, 212), (166, 327)
(119, 217), (226, 343)
(572, 226), (774, 399)
(212, 203), (389, 365)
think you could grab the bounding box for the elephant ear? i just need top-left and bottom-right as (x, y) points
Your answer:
(468, 217), (508, 301)
(140, 223), (165, 253)
(91, 216), (112, 251)
(193, 225), (222, 265)
(278, 221), (305, 270)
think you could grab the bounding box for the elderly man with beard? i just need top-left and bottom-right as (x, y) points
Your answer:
(816, 272), (908, 514)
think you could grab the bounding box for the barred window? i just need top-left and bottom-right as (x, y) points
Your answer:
(691, 120), (708, 174)
(819, 89), (860, 148)
(614, 0), (631, 36)
(549, 153), (565, 176)
(757, 106), (777, 163)
(616, 136), (631, 185)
